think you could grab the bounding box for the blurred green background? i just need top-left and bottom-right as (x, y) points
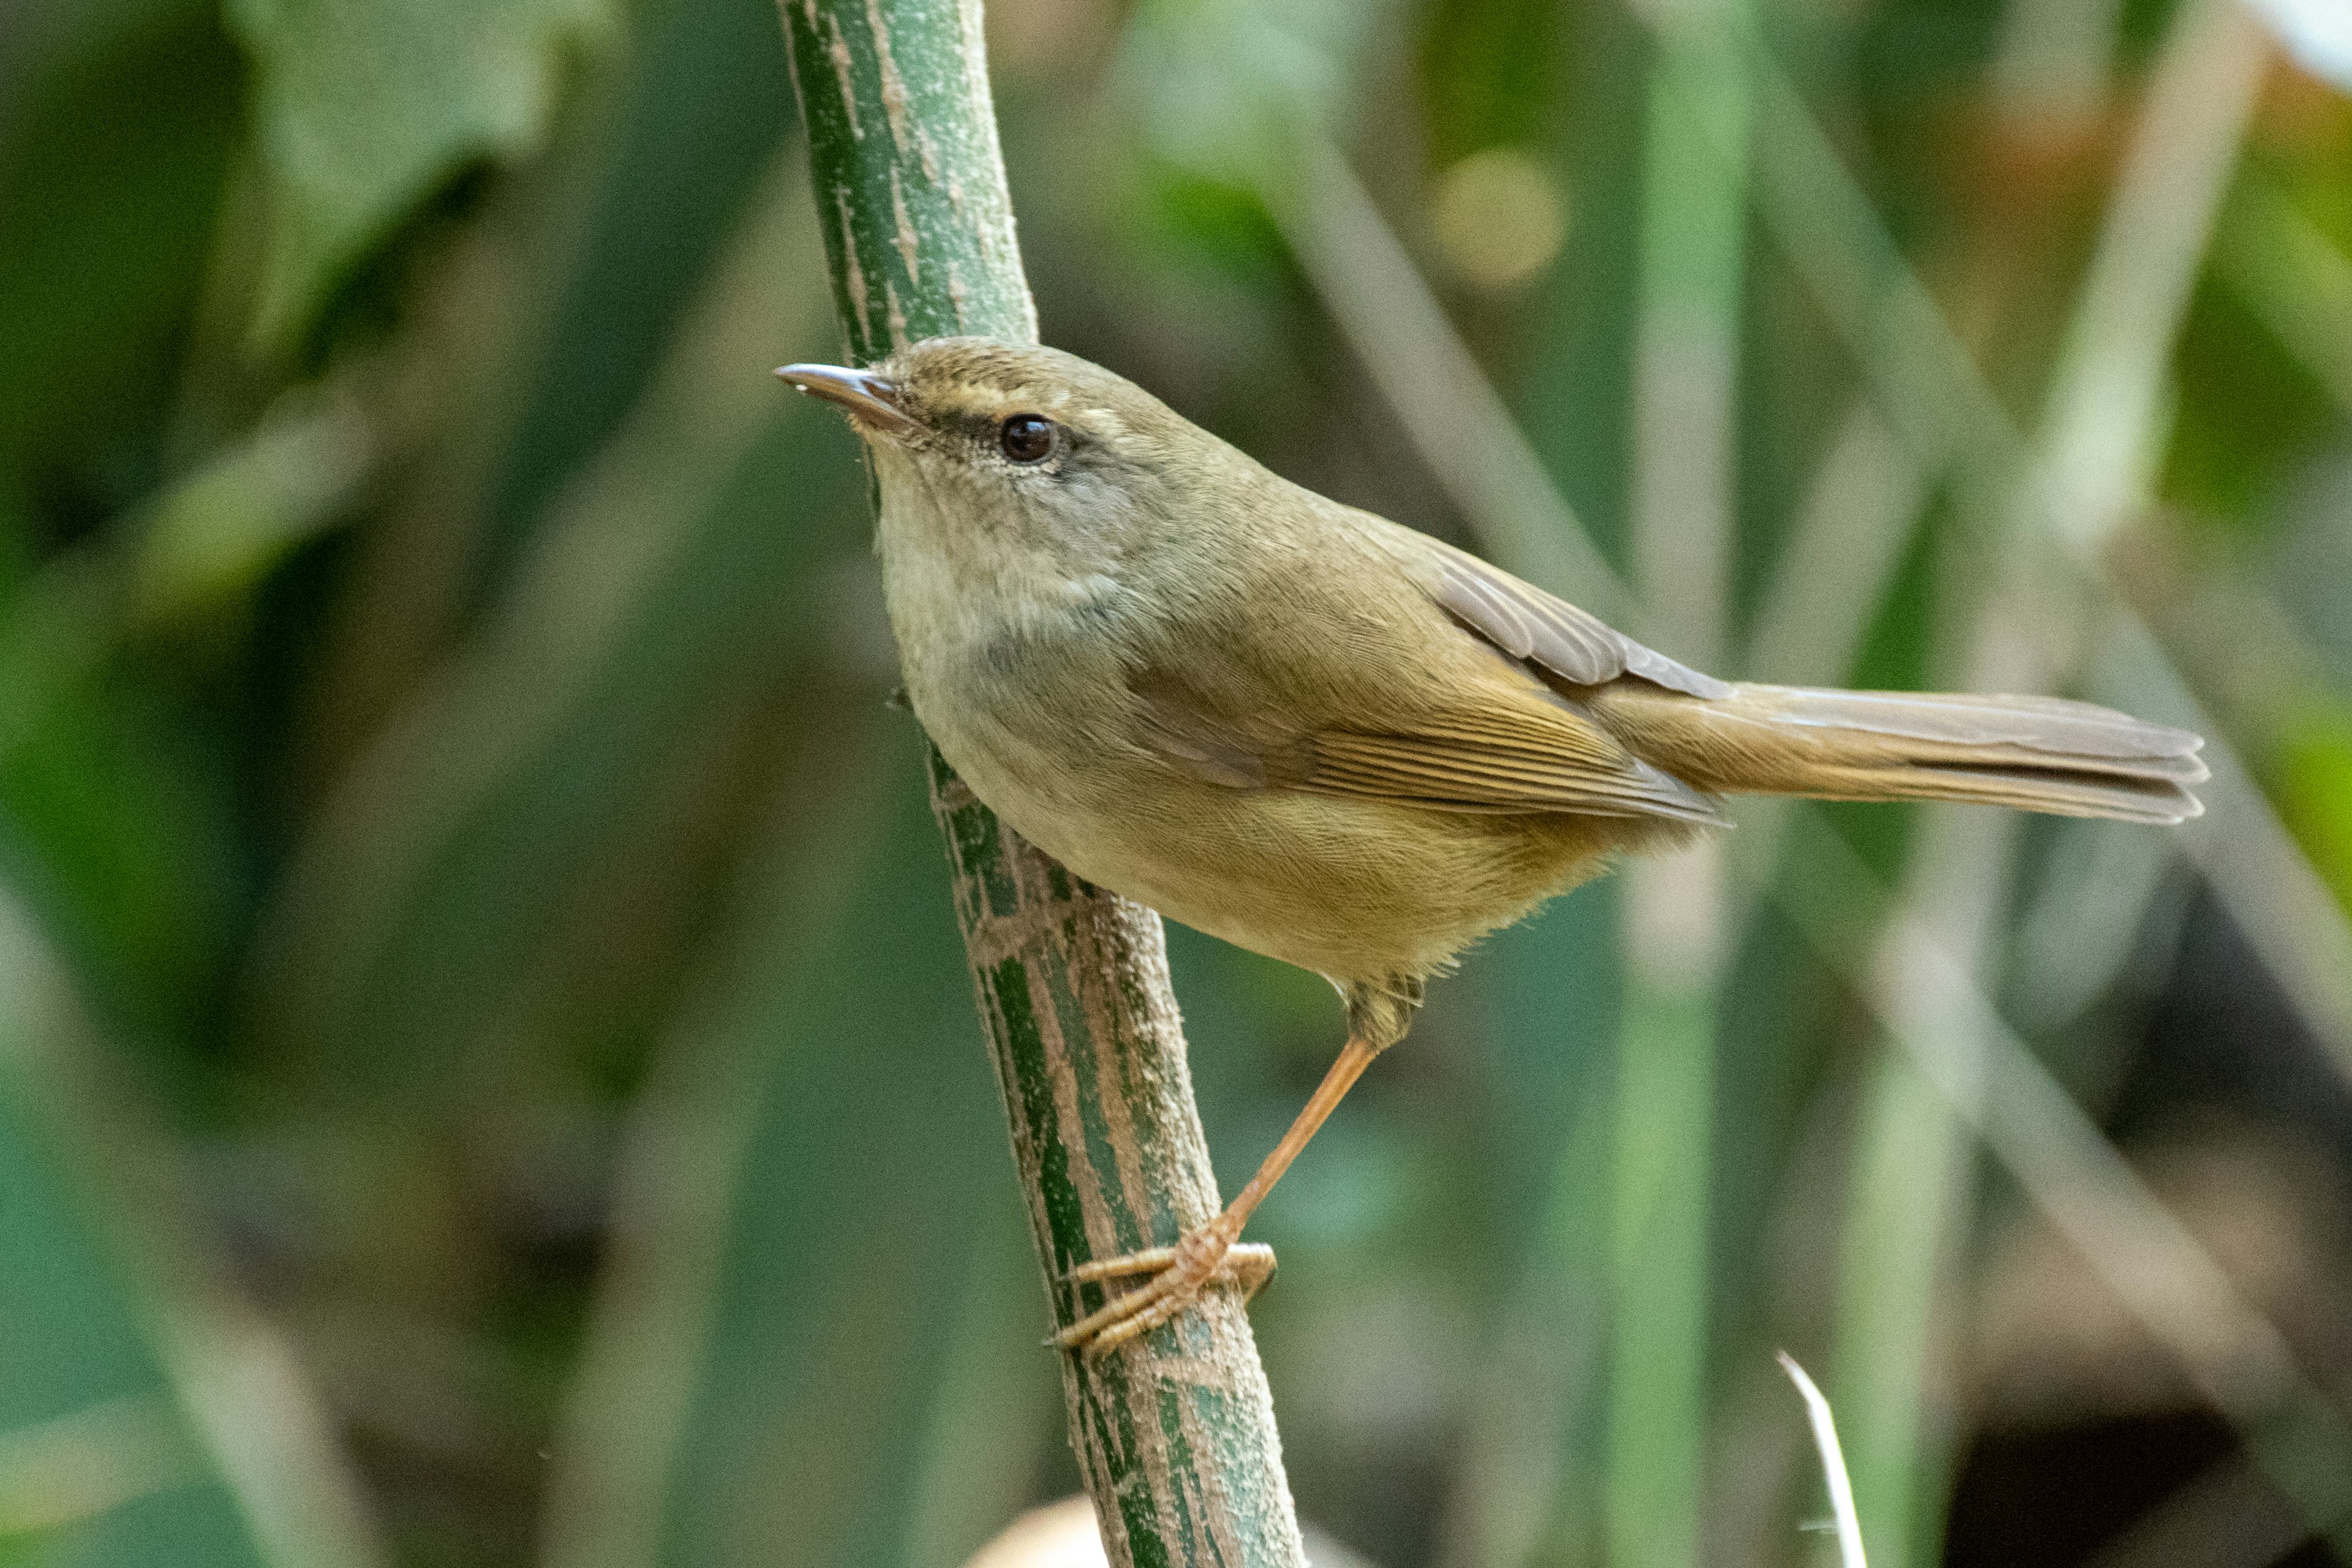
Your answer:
(5, 0), (2352, 1564)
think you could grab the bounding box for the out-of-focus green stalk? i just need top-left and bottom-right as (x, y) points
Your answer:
(772, 5), (1305, 1565)
(1814, 4), (2270, 1561)
(1724, 0), (2352, 1082)
(1828, 832), (1994, 1568)
(1608, 2), (1749, 1563)
(1604, 976), (1717, 1568)
(1274, 134), (1626, 622)
(0, 895), (386, 1568)
(1770, 809), (2352, 1556)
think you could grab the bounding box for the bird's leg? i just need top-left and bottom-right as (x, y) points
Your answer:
(1052, 978), (1419, 1357)
(1052, 1033), (1378, 1354)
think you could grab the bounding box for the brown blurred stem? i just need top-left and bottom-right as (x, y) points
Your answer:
(771, 3), (1306, 1564)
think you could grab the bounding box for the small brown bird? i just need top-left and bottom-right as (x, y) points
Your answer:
(780, 337), (2206, 1355)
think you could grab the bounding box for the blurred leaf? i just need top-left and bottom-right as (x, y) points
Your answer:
(545, 733), (1053, 1568)
(2274, 702), (2352, 912)
(0, 895), (382, 1568)
(2247, 0), (2352, 89)
(1115, 0), (1401, 187)
(130, 387), (369, 625)
(0, 584), (249, 1049)
(0, 0), (241, 504)
(227, 0), (615, 349)
(1512, 0), (1650, 567)
(470, 0), (792, 609)
(250, 160), (848, 1088)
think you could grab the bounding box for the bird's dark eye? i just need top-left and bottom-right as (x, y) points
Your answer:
(998, 413), (1058, 464)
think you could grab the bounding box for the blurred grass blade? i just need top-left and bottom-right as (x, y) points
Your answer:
(2037, 0), (2273, 555)
(248, 155), (846, 1087)
(129, 384), (370, 625)
(1743, 403), (1927, 688)
(545, 739), (1050, 1568)
(0, 893), (385, 1568)
(228, 0), (616, 348)
(1269, 132), (1626, 617)
(1731, 6), (2272, 1560)
(1721, 0), (2352, 1079)
(2217, 173), (2352, 422)
(2117, 624), (2352, 1067)
(1774, 808), (2352, 1553)
(1828, 798), (2015, 1568)
(1608, 0), (1750, 1561)
(541, 725), (1050, 1568)
(1604, 974), (1715, 1568)
(1990, 0), (2122, 115)
(2007, 809), (2185, 1032)
(1433, 1011), (1616, 1568)
(1828, 1044), (1966, 1568)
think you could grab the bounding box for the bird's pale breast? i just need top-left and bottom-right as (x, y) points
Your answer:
(905, 635), (1637, 981)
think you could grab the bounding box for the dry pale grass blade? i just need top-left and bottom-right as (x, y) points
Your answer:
(0, 897), (389, 1568)
(2218, 175), (2352, 415)
(1776, 1352), (1866, 1568)
(1268, 132), (1632, 625)
(1743, 403), (1929, 690)
(2105, 622), (2352, 1078)
(1721, 0), (2352, 1085)
(2037, 0), (2272, 554)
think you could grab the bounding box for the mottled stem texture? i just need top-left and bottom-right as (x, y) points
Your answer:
(774, 3), (1308, 1564)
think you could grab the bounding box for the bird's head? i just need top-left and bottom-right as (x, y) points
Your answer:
(777, 337), (1243, 570)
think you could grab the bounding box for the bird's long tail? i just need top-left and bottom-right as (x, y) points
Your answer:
(1594, 683), (2207, 825)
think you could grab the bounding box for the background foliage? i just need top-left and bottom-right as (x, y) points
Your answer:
(4, 0), (2352, 1564)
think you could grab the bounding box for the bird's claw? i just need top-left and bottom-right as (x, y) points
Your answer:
(1049, 1234), (1275, 1357)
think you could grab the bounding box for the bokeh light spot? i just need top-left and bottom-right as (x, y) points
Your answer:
(1428, 146), (1567, 295)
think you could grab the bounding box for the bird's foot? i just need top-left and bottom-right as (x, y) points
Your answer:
(1050, 1224), (1276, 1357)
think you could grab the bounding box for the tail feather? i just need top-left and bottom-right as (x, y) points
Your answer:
(1594, 682), (2207, 826)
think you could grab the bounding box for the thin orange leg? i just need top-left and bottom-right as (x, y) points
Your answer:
(1053, 1032), (1382, 1355)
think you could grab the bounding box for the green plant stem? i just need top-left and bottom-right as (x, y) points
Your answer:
(1606, 2), (1748, 1562)
(772, 4), (1306, 1564)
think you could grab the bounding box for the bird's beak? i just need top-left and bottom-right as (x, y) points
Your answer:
(775, 363), (918, 436)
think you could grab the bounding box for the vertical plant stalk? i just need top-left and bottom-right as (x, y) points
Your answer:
(772, 4), (1306, 1566)
(1823, 5), (2270, 1561)
(1610, 0), (1749, 1562)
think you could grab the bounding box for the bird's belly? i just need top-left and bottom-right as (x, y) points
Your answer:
(901, 630), (1654, 982)
(942, 736), (1626, 981)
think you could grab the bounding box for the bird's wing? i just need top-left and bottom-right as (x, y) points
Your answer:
(1121, 510), (1736, 824)
(1128, 663), (1726, 825)
(1410, 537), (1731, 700)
